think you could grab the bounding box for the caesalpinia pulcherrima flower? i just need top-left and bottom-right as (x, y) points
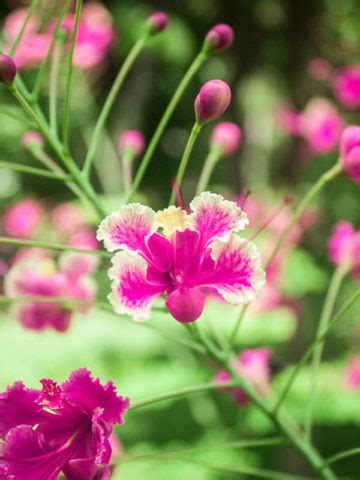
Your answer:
(214, 348), (271, 405)
(97, 192), (265, 323)
(4, 254), (97, 331)
(0, 368), (129, 479)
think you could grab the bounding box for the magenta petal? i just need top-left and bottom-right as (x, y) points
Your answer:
(62, 458), (98, 480)
(166, 287), (205, 323)
(62, 369), (129, 425)
(0, 382), (41, 438)
(146, 232), (173, 271)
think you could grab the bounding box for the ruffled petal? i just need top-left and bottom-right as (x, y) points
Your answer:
(108, 251), (166, 321)
(206, 235), (265, 304)
(0, 382), (41, 438)
(96, 204), (156, 253)
(189, 192), (248, 247)
(61, 368), (129, 426)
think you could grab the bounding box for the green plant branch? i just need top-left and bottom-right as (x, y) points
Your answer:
(274, 289), (360, 414)
(9, 0), (42, 57)
(324, 446), (360, 468)
(82, 33), (150, 178)
(0, 161), (70, 180)
(195, 145), (222, 194)
(62, 0), (83, 147)
(126, 51), (208, 202)
(49, 42), (63, 135)
(304, 264), (349, 439)
(169, 121), (202, 205)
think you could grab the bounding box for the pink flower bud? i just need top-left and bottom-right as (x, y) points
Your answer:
(210, 121), (242, 156)
(0, 54), (16, 84)
(20, 130), (44, 150)
(147, 12), (169, 34)
(340, 125), (360, 184)
(194, 79), (231, 125)
(204, 24), (234, 54)
(3, 199), (43, 238)
(118, 130), (145, 156)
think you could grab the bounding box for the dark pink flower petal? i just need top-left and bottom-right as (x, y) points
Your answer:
(166, 287), (205, 323)
(97, 204), (156, 253)
(190, 192), (248, 247)
(62, 369), (129, 425)
(108, 251), (166, 320)
(0, 382), (41, 438)
(146, 232), (173, 272)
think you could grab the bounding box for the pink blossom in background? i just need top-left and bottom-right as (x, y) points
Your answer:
(3, 199), (43, 239)
(2, 3), (115, 70)
(300, 98), (343, 154)
(340, 125), (360, 185)
(275, 105), (302, 135)
(0, 369), (129, 479)
(334, 65), (360, 110)
(97, 192), (265, 323)
(215, 348), (271, 406)
(52, 202), (88, 234)
(328, 221), (360, 278)
(210, 122), (242, 156)
(307, 58), (333, 82)
(345, 356), (360, 389)
(118, 130), (145, 156)
(4, 254), (97, 331)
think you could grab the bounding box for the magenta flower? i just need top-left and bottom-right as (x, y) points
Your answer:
(340, 125), (360, 185)
(333, 64), (360, 110)
(97, 192), (265, 323)
(328, 221), (360, 278)
(4, 255), (96, 331)
(204, 24), (234, 54)
(195, 80), (231, 125)
(118, 130), (145, 156)
(210, 121), (242, 156)
(3, 199), (43, 239)
(215, 348), (271, 406)
(0, 54), (16, 84)
(0, 368), (129, 479)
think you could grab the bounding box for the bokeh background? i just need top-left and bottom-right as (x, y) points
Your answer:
(1, 0), (360, 478)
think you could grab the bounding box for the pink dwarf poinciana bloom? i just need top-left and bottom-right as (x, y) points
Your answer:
(3, 3), (115, 70)
(276, 98), (343, 154)
(0, 368), (129, 479)
(333, 64), (360, 110)
(340, 125), (360, 185)
(5, 254), (97, 331)
(97, 192), (265, 323)
(3, 199), (43, 239)
(214, 348), (271, 405)
(328, 221), (360, 279)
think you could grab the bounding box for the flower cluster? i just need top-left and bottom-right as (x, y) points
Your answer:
(0, 369), (129, 479)
(97, 192), (265, 323)
(3, 2), (115, 70)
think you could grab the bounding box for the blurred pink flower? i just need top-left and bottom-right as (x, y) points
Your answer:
(340, 125), (360, 185)
(345, 356), (360, 389)
(334, 65), (360, 110)
(210, 121), (242, 156)
(275, 105), (302, 135)
(118, 130), (145, 156)
(328, 221), (360, 278)
(214, 348), (271, 406)
(307, 58), (333, 82)
(4, 254), (97, 332)
(3, 199), (43, 239)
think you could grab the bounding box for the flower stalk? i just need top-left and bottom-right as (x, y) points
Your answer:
(195, 145), (222, 194)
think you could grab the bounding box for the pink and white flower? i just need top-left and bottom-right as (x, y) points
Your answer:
(97, 192), (265, 323)
(215, 348), (271, 406)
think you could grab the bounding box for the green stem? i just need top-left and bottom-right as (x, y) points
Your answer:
(194, 327), (337, 479)
(304, 265), (348, 439)
(31, 0), (72, 100)
(49, 42), (63, 135)
(274, 289), (360, 414)
(82, 34), (149, 178)
(121, 437), (283, 461)
(9, 0), (42, 56)
(265, 163), (342, 268)
(62, 0), (83, 147)
(0, 236), (111, 258)
(169, 121), (202, 205)
(130, 380), (236, 410)
(195, 146), (222, 194)
(122, 150), (136, 195)
(125, 51), (208, 203)
(0, 108), (34, 127)
(228, 304), (248, 349)
(0, 161), (70, 181)
(325, 447), (360, 467)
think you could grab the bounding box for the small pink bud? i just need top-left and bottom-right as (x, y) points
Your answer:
(0, 54), (16, 84)
(340, 125), (360, 184)
(20, 130), (44, 150)
(210, 121), (242, 156)
(204, 24), (234, 54)
(194, 79), (231, 125)
(166, 287), (205, 323)
(147, 12), (169, 35)
(118, 130), (145, 156)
